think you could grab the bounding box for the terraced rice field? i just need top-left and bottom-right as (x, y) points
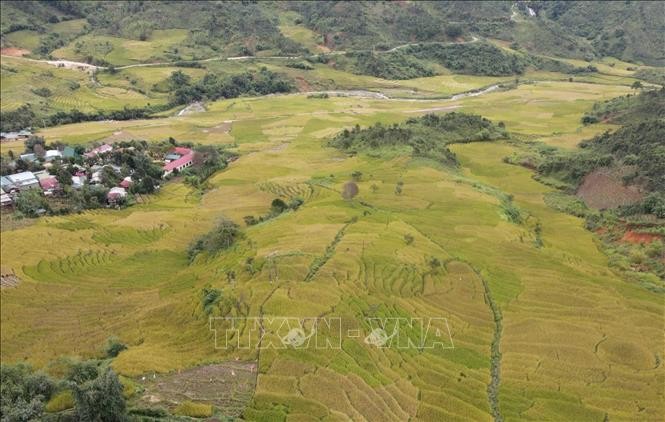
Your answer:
(1, 75), (662, 420)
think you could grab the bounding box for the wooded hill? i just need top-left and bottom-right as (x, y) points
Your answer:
(2, 1), (664, 65)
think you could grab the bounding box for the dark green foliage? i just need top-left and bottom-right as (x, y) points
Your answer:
(128, 407), (169, 418)
(271, 198), (288, 214)
(16, 189), (50, 217)
(105, 337), (127, 358)
(580, 121), (665, 192)
(285, 61), (314, 70)
(181, 144), (234, 189)
(537, 150), (614, 187)
(344, 50), (436, 79)
(329, 112), (507, 165)
(634, 68), (665, 86)
(0, 105), (36, 132)
(187, 219), (242, 261)
(406, 43), (526, 76)
(170, 68), (293, 106)
(244, 196), (304, 226)
(0, 363), (55, 422)
(66, 360), (101, 385)
(72, 367), (126, 422)
(582, 88), (665, 125)
(533, 1), (665, 66)
(31, 87), (53, 97)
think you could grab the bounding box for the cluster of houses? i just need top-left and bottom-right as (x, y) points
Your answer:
(0, 130), (32, 143)
(2, 141), (196, 210)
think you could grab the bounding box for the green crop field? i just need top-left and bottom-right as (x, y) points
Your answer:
(2, 64), (663, 420)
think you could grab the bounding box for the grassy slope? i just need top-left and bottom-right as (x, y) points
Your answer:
(1, 76), (662, 421)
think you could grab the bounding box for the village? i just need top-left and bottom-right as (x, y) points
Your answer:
(0, 133), (220, 217)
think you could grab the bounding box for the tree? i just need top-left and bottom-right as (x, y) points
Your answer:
(101, 166), (119, 188)
(16, 189), (49, 217)
(271, 198), (288, 214)
(0, 364), (55, 421)
(25, 136), (46, 154)
(445, 24), (463, 39)
(72, 367), (126, 422)
(168, 70), (191, 89)
(631, 80), (643, 90)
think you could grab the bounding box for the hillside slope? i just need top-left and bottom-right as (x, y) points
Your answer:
(2, 1), (664, 65)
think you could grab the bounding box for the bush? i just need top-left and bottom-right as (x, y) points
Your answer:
(201, 287), (222, 315)
(72, 368), (126, 422)
(128, 406), (169, 417)
(188, 218), (242, 261)
(32, 87), (53, 97)
(16, 189), (50, 217)
(105, 337), (127, 358)
(0, 364), (56, 421)
(173, 401), (213, 418)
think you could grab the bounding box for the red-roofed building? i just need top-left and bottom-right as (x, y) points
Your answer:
(173, 147), (192, 155)
(119, 176), (132, 189)
(84, 144), (113, 159)
(39, 176), (59, 195)
(107, 187), (127, 204)
(163, 147), (194, 177)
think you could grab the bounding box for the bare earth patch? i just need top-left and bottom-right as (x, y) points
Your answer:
(576, 167), (643, 210)
(136, 362), (257, 417)
(177, 102), (206, 116)
(1, 47), (30, 57)
(621, 230), (662, 244)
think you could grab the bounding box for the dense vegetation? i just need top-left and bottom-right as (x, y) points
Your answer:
(328, 42), (596, 79)
(582, 88), (665, 125)
(169, 67), (293, 106)
(407, 43), (526, 76)
(0, 103), (171, 132)
(1, 1), (304, 58)
(188, 218), (242, 262)
(0, 360), (126, 422)
(329, 112), (508, 164)
(341, 50), (436, 80)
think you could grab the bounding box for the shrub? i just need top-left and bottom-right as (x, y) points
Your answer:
(188, 218), (242, 261)
(201, 287), (222, 314)
(72, 368), (126, 422)
(129, 406), (169, 417)
(271, 198), (288, 214)
(105, 337), (127, 358)
(32, 87), (53, 97)
(173, 401), (213, 418)
(16, 189), (50, 217)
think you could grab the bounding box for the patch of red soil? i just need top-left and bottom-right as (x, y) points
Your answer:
(1, 47), (30, 57)
(621, 230), (661, 244)
(576, 167), (643, 210)
(294, 76), (311, 92)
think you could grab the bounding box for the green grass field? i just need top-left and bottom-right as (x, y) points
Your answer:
(1, 56), (663, 420)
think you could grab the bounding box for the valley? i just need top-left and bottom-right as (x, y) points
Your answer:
(1, 1), (663, 421)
